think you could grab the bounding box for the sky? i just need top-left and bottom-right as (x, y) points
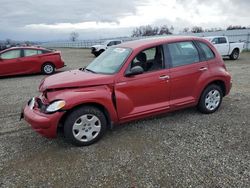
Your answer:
(0, 0), (249, 41)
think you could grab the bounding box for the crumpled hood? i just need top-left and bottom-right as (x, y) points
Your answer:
(39, 69), (114, 92)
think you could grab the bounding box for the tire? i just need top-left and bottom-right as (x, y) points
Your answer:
(93, 52), (99, 57)
(64, 106), (107, 146)
(198, 84), (223, 114)
(230, 49), (239, 60)
(42, 63), (55, 75)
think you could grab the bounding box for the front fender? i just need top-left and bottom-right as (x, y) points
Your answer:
(46, 85), (119, 124)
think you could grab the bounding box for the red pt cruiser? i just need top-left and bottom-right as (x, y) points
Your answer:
(22, 37), (232, 146)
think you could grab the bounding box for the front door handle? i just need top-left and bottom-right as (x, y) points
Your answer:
(159, 75), (170, 80)
(199, 67), (208, 71)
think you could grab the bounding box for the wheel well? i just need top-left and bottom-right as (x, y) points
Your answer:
(59, 103), (112, 130)
(42, 61), (55, 67)
(233, 48), (239, 53)
(205, 80), (226, 96)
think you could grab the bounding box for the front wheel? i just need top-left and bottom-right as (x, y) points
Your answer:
(198, 85), (223, 114)
(64, 106), (107, 146)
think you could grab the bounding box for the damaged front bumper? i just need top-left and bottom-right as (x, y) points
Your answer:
(21, 97), (65, 138)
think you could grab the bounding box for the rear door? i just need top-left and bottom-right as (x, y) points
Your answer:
(20, 49), (42, 73)
(165, 41), (209, 108)
(115, 45), (171, 121)
(0, 49), (22, 75)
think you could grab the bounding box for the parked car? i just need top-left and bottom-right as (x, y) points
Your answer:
(22, 36), (232, 146)
(204, 36), (244, 60)
(0, 47), (65, 76)
(91, 39), (122, 57)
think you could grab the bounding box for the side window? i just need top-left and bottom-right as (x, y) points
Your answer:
(37, 50), (43, 54)
(130, 46), (164, 73)
(42, 50), (52, 54)
(168, 41), (200, 67)
(0, 50), (21, 59)
(218, 37), (227, 44)
(212, 38), (219, 44)
(24, 49), (38, 57)
(197, 42), (215, 60)
(115, 41), (121, 45)
(107, 41), (115, 46)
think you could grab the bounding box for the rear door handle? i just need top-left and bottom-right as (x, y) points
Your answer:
(199, 67), (208, 71)
(159, 75), (170, 80)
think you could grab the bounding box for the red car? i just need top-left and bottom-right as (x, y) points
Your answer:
(22, 36), (232, 146)
(0, 47), (65, 76)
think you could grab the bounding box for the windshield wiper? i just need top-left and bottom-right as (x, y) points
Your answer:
(84, 68), (96, 74)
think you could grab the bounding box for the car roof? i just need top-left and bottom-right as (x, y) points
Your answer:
(0, 46), (51, 53)
(204, 36), (226, 39)
(118, 36), (205, 50)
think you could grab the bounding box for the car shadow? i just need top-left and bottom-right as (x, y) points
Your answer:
(53, 107), (200, 148)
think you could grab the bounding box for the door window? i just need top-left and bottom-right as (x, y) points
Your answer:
(168, 41), (200, 67)
(130, 46), (164, 73)
(197, 42), (215, 60)
(115, 41), (121, 45)
(24, 49), (39, 57)
(218, 37), (227, 44)
(212, 38), (219, 44)
(0, 50), (21, 59)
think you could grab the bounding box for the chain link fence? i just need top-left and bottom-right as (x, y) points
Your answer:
(41, 29), (250, 50)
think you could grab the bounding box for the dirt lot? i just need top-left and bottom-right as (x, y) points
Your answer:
(0, 48), (249, 187)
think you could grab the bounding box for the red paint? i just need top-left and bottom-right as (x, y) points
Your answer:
(23, 36), (231, 138)
(0, 47), (64, 76)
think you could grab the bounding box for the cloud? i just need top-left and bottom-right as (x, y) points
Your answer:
(0, 0), (250, 41)
(0, 0), (141, 26)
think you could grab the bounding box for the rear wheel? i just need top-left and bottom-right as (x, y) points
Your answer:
(64, 106), (107, 146)
(230, 49), (239, 60)
(42, 63), (55, 75)
(198, 84), (223, 114)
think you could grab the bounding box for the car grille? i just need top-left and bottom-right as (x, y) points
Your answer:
(36, 98), (48, 113)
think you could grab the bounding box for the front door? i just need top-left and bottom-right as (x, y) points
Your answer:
(115, 45), (171, 121)
(0, 49), (22, 75)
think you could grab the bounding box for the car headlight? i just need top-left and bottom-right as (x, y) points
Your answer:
(46, 100), (66, 113)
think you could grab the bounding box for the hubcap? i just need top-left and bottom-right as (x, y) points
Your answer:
(205, 89), (221, 111)
(44, 65), (53, 74)
(72, 114), (101, 142)
(233, 52), (239, 59)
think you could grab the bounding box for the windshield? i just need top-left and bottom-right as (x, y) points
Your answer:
(86, 47), (131, 74)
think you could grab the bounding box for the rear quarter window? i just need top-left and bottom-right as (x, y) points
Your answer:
(41, 49), (52, 54)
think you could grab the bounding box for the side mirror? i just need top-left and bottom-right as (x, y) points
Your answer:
(0, 56), (2, 61)
(125, 66), (144, 76)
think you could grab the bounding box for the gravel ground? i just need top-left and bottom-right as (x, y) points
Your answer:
(0, 48), (249, 187)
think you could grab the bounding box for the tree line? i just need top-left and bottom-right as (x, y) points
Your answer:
(131, 25), (250, 37)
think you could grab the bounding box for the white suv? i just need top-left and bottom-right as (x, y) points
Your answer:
(91, 40), (122, 57)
